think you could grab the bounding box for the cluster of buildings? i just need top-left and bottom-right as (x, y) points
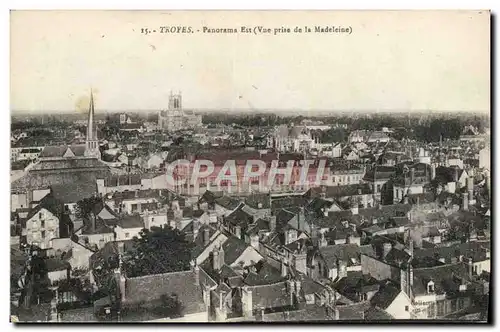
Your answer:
(10, 92), (490, 322)
(157, 92), (203, 132)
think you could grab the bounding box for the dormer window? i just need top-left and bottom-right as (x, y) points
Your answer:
(427, 281), (435, 293)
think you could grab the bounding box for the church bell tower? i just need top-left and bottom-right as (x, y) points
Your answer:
(84, 89), (101, 159)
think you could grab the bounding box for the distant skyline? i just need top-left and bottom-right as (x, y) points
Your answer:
(10, 11), (490, 114)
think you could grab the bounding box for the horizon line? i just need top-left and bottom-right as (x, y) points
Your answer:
(10, 108), (491, 115)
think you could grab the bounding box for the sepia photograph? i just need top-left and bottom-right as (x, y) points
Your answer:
(9, 9), (491, 323)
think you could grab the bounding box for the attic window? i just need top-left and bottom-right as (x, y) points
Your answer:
(427, 281), (435, 293)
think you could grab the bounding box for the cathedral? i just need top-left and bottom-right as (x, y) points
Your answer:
(157, 92), (202, 132)
(11, 90), (111, 190)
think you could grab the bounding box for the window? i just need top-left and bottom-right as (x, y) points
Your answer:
(41, 231), (46, 238)
(451, 299), (457, 312)
(405, 306), (409, 312)
(125, 233), (130, 238)
(39, 213), (42, 219)
(427, 281), (435, 293)
(458, 298), (464, 310)
(41, 220), (45, 228)
(427, 303), (436, 318)
(437, 301), (444, 317)
(363, 293), (368, 301)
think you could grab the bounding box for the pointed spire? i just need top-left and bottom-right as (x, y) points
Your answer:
(87, 88), (95, 141)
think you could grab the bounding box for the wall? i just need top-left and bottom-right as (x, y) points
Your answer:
(195, 233), (228, 265)
(33, 188), (51, 202)
(114, 226), (143, 241)
(26, 208), (59, 249)
(48, 269), (68, 284)
(229, 246), (263, 268)
(361, 254), (400, 282)
(11, 192), (28, 212)
(385, 291), (411, 319)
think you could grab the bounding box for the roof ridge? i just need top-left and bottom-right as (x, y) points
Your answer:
(127, 269), (193, 280)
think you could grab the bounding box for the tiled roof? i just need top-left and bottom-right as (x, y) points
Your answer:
(318, 244), (361, 268)
(251, 282), (292, 310)
(190, 225), (219, 260)
(272, 196), (309, 211)
(225, 206), (254, 227)
(309, 183), (373, 198)
(222, 236), (253, 266)
(50, 181), (97, 204)
(411, 262), (471, 296)
(245, 193), (271, 209)
(30, 158), (108, 171)
(26, 193), (64, 220)
(214, 196), (241, 210)
(243, 262), (285, 286)
(370, 281), (401, 310)
(364, 306), (394, 320)
(413, 241), (490, 265)
(124, 270), (205, 315)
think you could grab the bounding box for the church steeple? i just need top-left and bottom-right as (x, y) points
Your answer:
(85, 88), (100, 159)
(87, 89), (95, 141)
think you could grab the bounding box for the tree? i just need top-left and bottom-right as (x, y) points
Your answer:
(75, 196), (102, 220)
(122, 226), (194, 278)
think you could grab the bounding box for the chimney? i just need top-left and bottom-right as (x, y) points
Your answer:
(90, 213), (96, 233)
(382, 242), (392, 259)
(298, 207), (305, 230)
(219, 245), (225, 267)
(351, 203), (359, 215)
(468, 257), (473, 279)
(410, 168), (415, 184)
(212, 249), (220, 270)
(269, 216), (276, 231)
(203, 227), (210, 246)
(319, 232), (328, 247)
(462, 192), (468, 211)
(234, 225), (242, 239)
(281, 258), (287, 277)
(454, 168), (459, 182)
(250, 234), (260, 251)
(143, 210), (150, 230)
(467, 177), (474, 192)
(242, 286), (253, 318)
(431, 164), (436, 180)
(114, 267), (126, 302)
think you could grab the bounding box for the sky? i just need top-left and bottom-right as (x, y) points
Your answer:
(10, 10), (490, 113)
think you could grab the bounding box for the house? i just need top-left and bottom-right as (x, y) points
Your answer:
(113, 265), (208, 322)
(327, 163), (365, 186)
(311, 244), (361, 281)
(363, 166), (396, 204)
(391, 163), (432, 204)
(367, 131), (390, 144)
(370, 281), (411, 319)
(50, 181), (97, 215)
(45, 257), (71, 285)
(402, 262), (483, 319)
(23, 193), (71, 249)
